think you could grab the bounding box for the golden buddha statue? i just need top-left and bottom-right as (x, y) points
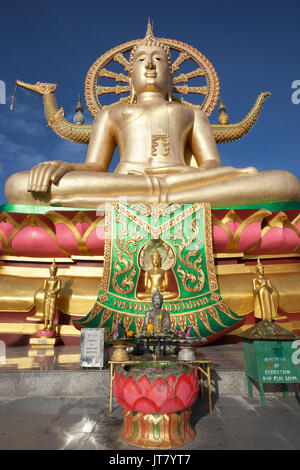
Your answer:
(42, 260), (61, 331)
(252, 259), (283, 321)
(5, 23), (300, 207)
(136, 248), (178, 300)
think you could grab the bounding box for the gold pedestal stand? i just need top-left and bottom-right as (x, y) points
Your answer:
(110, 340), (131, 361)
(121, 409), (195, 449)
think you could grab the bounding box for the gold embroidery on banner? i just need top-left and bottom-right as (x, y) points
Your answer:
(130, 203), (184, 224)
(112, 213), (146, 295)
(113, 202), (200, 238)
(92, 302), (102, 315)
(99, 308), (113, 328)
(187, 313), (201, 337)
(97, 203), (228, 339)
(79, 302), (103, 325)
(203, 203), (218, 292)
(123, 314), (133, 332)
(104, 298), (217, 317)
(218, 302), (239, 320)
(170, 315), (177, 331)
(171, 209), (205, 293)
(135, 316), (144, 335)
(104, 328), (111, 342)
(113, 311), (123, 323)
(100, 203), (114, 293)
(206, 307), (227, 327)
(197, 310), (215, 333)
(177, 314), (187, 332)
(98, 294), (109, 303)
(111, 311), (123, 334)
(210, 292), (220, 302)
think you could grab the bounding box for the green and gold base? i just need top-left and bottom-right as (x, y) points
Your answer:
(120, 409), (195, 448)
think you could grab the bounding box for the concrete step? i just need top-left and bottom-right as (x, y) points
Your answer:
(0, 344), (298, 399)
(0, 367), (298, 399)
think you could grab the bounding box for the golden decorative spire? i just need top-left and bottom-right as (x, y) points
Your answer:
(73, 95), (85, 125)
(218, 96), (229, 125)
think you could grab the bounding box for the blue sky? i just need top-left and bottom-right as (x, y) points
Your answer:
(0, 0), (300, 205)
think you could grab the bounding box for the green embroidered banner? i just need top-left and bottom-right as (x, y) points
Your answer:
(74, 202), (243, 341)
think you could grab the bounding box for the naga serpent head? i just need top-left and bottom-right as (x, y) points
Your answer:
(16, 80), (57, 96)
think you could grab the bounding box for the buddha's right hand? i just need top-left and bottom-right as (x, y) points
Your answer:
(27, 161), (73, 192)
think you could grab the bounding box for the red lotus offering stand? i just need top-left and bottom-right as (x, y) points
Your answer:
(113, 362), (200, 448)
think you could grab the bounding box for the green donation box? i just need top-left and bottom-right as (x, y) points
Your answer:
(240, 321), (300, 406)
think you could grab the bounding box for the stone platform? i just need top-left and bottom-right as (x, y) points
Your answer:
(1, 343), (298, 400)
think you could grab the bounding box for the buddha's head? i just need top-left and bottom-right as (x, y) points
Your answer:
(151, 248), (162, 268)
(129, 22), (173, 102)
(152, 287), (163, 309)
(49, 259), (58, 277)
(256, 258), (264, 276)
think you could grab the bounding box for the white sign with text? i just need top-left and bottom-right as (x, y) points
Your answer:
(80, 328), (107, 368)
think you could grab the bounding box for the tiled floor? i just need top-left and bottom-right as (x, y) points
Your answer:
(0, 343), (299, 450)
(0, 395), (299, 450)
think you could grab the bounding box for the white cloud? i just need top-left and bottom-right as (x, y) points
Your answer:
(0, 133), (44, 170)
(0, 110), (45, 137)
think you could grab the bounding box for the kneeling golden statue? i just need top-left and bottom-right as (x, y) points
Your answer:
(252, 259), (285, 322)
(5, 22), (300, 207)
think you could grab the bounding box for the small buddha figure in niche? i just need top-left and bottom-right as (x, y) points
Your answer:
(42, 260), (61, 331)
(143, 288), (171, 334)
(252, 259), (284, 321)
(136, 248), (178, 300)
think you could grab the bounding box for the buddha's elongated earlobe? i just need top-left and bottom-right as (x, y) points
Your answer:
(129, 78), (137, 104)
(168, 78), (173, 102)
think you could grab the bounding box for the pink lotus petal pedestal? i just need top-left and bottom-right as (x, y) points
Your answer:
(113, 363), (200, 448)
(29, 329), (60, 348)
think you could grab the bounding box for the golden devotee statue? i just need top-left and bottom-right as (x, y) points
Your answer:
(137, 247), (178, 300)
(5, 22), (300, 207)
(252, 259), (282, 321)
(144, 288), (171, 334)
(42, 260), (61, 331)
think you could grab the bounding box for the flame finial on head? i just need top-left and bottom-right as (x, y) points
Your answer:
(256, 258), (264, 273)
(145, 18), (154, 41)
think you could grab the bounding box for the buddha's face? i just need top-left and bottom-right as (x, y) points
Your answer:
(50, 266), (57, 277)
(131, 45), (171, 98)
(256, 266), (264, 276)
(152, 295), (163, 309)
(152, 252), (161, 268)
